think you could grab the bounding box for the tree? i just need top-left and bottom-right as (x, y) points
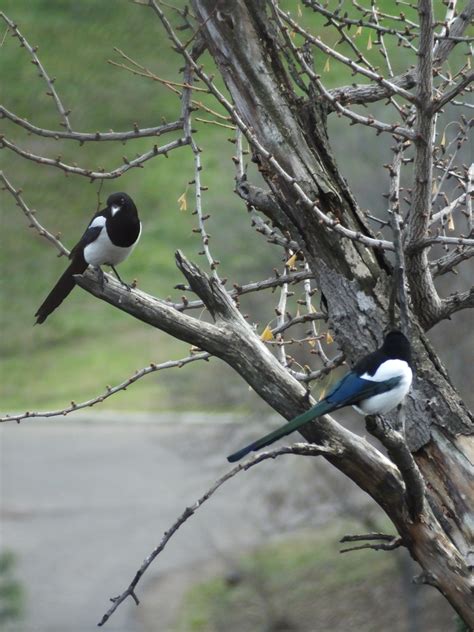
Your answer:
(1, 0), (473, 627)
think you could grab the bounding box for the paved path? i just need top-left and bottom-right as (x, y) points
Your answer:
(0, 414), (348, 632)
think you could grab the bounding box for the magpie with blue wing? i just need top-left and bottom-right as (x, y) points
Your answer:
(35, 192), (141, 324)
(227, 330), (412, 462)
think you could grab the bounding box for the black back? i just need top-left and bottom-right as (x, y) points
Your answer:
(353, 330), (411, 377)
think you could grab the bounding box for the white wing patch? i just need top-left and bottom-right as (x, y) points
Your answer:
(355, 359), (413, 415)
(88, 215), (106, 229)
(360, 359), (411, 383)
(83, 221), (141, 267)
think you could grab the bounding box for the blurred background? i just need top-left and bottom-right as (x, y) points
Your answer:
(1, 1), (471, 631)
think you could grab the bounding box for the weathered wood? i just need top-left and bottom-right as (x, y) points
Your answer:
(78, 0), (473, 623)
(187, 0), (473, 623)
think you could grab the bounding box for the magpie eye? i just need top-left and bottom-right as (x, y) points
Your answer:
(120, 197), (125, 204)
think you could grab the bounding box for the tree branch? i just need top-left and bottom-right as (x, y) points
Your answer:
(433, 0), (474, 63)
(365, 416), (425, 520)
(0, 171), (68, 255)
(405, 0), (442, 330)
(0, 105), (182, 142)
(432, 71), (474, 113)
(431, 246), (474, 276)
(0, 135), (189, 180)
(439, 287), (474, 319)
(0, 12), (72, 130)
(97, 441), (342, 626)
(0, 352), (211, 424)
(340, 532), (403, 553)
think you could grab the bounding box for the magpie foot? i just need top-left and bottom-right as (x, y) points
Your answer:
(95, 266), (108, 291)
(111, 266), (132, 291)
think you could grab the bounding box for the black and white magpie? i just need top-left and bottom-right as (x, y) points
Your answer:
(227, 330), (413, 462)
(35, 192), (141, 324)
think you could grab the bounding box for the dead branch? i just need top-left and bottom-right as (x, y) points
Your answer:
(97, 441), (342, 626)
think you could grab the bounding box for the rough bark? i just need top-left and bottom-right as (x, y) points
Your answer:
(70, 0), (474, 623)
(185, 0), (473, 623)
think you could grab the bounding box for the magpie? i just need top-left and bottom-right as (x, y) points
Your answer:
(227, 330), (412, 462)
(35, 192), (141, 324)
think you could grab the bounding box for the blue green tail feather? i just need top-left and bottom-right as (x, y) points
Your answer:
(226, 373), (402, 462)
(227, 399), (333, 462)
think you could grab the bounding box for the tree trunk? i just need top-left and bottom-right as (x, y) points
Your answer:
(189, 0), (474, 623)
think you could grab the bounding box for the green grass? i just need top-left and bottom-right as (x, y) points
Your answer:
(0, 1), (282, 412)
(1, 1), (467, 414)
(177, 524), (398, 632)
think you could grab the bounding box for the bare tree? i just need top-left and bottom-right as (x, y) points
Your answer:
(1, 1), (473, 627)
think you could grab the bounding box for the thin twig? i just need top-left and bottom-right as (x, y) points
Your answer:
(0, 352), (211, 424)
(0, 12), (72, 130)
(0, 106), (182, 142)
(0, 172), (68, 255)
(340, 532), (403, 553)
(1, 135), (189, 180)
(97, 440), (342, 626)
(148, 0), (395, 253)
(182, 59), (219, 277)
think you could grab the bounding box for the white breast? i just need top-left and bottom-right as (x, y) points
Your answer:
(353, 359), (413, 415)
(84, 223), (141, 267)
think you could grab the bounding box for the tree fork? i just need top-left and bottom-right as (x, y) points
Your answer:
(191, 0), (474, 622)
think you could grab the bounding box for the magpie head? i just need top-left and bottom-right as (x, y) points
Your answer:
(382, 330), (412, 364)
(107, 192), (137, 216)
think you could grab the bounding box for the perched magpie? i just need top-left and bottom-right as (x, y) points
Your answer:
(227, 330), (412, 462)
(35, 192), (141, 324)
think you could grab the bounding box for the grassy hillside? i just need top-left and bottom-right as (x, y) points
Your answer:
(1, 1), (283, 411)
(1, 1), (471, 414)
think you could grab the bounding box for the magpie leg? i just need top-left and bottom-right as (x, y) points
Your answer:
(110, 266), (131, 291)
(379, 415), (393, 433)
(95, 266), (107, 291)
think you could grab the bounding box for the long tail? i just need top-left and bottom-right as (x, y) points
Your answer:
(227, 399), (334, 462)
(35, 254), (87, 324)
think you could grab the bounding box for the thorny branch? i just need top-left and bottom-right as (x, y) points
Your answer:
(0, 11), (72, 130)
(0, 172), (69, 256)
(0, 352), (211, 424)
(1, 135), (189, 180)
(97, 441), (342, 626)
(3, 1), (474, 623)
(0, 105), (183, 142)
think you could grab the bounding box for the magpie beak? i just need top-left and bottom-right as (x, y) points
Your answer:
(35, 192), (141, 324)
(227, 330), (413, 462)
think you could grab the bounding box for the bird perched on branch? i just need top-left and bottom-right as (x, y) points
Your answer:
(227, 330), (412, 462)
(35, 192), (141, 324)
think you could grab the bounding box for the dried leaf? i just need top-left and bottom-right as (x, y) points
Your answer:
(286, 253), (297, 267)
(440, 131), (446, 149)
(324, 57), (330, 73)
(447, 213), (455, 231)
(355, 26), (363, 36)
(308, 338), (316, 348)
(367, 33), (372, 50)
(297, 2), (302, 17)
(177, 191), (187, 212)
(261, 325), (274, 341)
(326, 331), (334, 344)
